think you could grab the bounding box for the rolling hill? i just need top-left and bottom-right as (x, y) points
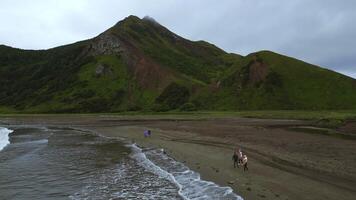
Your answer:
(0, 15), (355, 113)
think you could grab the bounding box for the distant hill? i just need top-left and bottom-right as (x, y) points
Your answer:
(1, 15), (356, 113)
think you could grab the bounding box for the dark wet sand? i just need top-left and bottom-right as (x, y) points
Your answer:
(1, 115), (356, 200)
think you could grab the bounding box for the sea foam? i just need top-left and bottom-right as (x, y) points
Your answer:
(129, 144), (244, 200)
(0, 127), (13, 151)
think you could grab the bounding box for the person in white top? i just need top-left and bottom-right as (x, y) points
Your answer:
(238, 149), (243, 166)
(242, 155), (248, 171)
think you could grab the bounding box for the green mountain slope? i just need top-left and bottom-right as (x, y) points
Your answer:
(0, 16), (355, 113)
(197, 51), (356, 110)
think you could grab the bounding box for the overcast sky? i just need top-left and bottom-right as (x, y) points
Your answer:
(1, 0), (355, 78)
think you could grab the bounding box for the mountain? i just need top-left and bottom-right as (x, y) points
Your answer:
(1, 15), (356, 113)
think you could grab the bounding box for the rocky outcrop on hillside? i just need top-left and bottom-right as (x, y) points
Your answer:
(87, 33), (124, 56)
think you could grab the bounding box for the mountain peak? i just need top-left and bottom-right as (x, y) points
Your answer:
(113, 15), (141, 27)
(112, 15), (162, 29)
(124, 15), (141, 21)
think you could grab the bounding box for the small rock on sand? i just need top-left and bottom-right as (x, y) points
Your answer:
(258, 194), (266, 198)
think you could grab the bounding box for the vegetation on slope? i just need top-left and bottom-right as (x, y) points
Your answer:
(0, 16), (356, 113)
(193, 51), (356, 110)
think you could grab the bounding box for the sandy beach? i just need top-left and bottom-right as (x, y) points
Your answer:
(1, 115), (356, 200)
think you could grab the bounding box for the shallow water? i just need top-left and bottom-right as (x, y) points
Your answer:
(0, 126), (242, 200)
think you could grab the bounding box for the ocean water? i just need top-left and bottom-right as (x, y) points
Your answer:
(0, 126), (242, 200)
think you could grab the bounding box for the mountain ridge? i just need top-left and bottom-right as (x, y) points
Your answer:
(0, 15), (355, 113)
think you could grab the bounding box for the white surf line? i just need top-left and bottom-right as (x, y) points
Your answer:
(128, 143), (243, 200)
(129, 143), (189, 200)
(0, 127), (13, 151)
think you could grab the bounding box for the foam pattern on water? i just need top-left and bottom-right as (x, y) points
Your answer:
(0, 127), (13, 151)
(130, 144), (243, 200)
(70, 157), (182, 200)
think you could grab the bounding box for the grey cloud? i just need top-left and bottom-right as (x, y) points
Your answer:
(0, 0), (355, 78)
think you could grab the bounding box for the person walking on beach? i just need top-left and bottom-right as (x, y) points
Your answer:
(232, 150), (239, 168)
(144, 130), (151, 138)
(242, 155), (248, 171)
(237, 148), (243, 165)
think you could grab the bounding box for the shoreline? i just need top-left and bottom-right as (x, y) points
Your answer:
(1, 115), (356, 200)
(92, 125), (356, 200)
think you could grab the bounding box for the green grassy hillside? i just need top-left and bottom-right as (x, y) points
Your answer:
(0, 16), (355, 113)
(207, 51), (356, 110)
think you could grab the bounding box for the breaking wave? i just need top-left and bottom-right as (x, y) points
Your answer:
(0, 127), (13, 151)
(129, 144), (243, 200)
